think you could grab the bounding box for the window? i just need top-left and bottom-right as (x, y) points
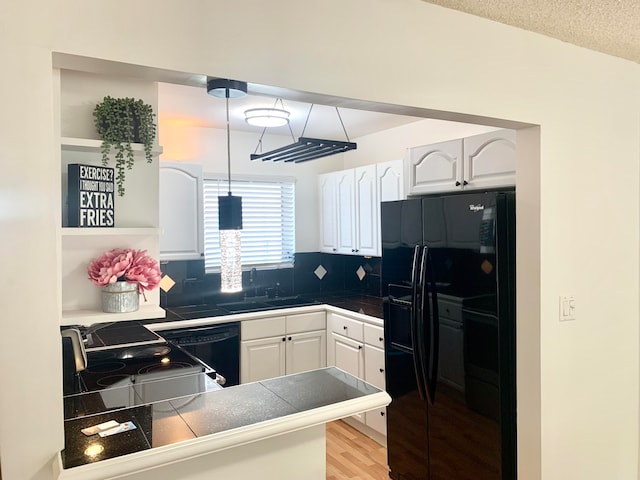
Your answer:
(203, 177), (295, 272)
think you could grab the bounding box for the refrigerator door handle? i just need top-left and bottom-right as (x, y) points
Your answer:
(410, 245), (427, 401)
(425, 248), (440, 403)
(418, 246), (433, 403)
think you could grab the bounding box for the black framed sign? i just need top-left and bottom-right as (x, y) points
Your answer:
(67, 164), (115, 227)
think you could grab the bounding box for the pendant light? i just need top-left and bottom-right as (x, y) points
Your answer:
(207, 77), (247, 293)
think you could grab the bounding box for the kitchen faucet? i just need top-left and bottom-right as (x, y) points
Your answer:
(248, 268), (257, 297)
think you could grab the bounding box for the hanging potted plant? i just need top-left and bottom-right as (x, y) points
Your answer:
(93, 96), (157, 196)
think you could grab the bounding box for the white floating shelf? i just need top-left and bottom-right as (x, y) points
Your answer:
(61, 227), (161, 237)
(61, 304), (166, 326)
(61, 137), (163, 154)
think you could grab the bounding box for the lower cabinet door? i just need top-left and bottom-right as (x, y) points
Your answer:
(286, 330), (326, 375)
(364, 344), (385, 390)
(331, 333), (365, 422)
(241, 336), (286, 383)
(365, 407), (387, 436)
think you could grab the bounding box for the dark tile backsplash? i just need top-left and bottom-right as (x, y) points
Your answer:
(160, 253), (381, 307)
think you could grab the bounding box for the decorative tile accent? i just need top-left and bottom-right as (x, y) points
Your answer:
(314, 264), (327, 280)
(159, 274), (176, 292)
(356, 266), (366, 281)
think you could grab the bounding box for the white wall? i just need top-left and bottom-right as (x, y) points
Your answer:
(1, 1), (639, 480)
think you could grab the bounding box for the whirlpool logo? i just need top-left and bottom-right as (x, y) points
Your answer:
(469, 204), (485, 212)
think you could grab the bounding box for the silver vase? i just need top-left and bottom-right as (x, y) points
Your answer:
(102, 281), (139, 313)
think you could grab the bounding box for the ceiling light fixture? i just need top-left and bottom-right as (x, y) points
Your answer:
(244, 108), (290, 128)
(206, 78), (248, 99)
(207, 77), (247, 293)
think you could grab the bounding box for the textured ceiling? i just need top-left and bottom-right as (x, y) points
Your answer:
(422, 0), (640, 64)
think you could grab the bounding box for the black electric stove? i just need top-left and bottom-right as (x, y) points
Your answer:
(79, 342), (212, 393)
(64, 342), (222, 421)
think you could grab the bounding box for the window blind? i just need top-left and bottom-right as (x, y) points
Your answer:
(203, 178), (295, 272)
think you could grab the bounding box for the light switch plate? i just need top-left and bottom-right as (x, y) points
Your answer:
(559, 295), (576, 321)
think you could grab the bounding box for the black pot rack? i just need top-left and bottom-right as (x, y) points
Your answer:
(250, 104), (357, 163)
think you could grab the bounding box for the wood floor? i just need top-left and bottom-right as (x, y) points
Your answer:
(326, 420), (389, 480)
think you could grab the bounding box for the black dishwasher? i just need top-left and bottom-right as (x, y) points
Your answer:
(160, 322), (240, 387)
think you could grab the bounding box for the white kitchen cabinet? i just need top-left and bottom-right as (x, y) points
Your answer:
(330, 332), (366, 422)
(407, 138), (462, 195)
(241, 312), (326, 383)
(327, 311), (364, 344)
(331, 333), (365, 380)
(326, 311), (387, 438)
(318, 164), (384, 256)
(336, 170), (356, 254)
(353, 165), (378, 256)
(463, 129), (516, 190)
(286, 330), (327, 375)
(376, 159), (404, 203)
(406, 129), (515, 195)
(159, 162), (203, 261)
(318, 172), (339, 253)
(241, 335), (287, 382)
(364, 343), (387, 437)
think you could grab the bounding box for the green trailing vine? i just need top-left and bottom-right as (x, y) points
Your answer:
(93, 96), (157, 196)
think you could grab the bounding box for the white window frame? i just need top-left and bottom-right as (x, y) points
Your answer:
(203, 174), (295, 273)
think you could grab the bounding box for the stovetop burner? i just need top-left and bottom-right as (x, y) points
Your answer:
(96, 374), (131, 387)
(85, 361), (126, 374)
(79, 342), (209, 393)
(137, 361), (194, 375)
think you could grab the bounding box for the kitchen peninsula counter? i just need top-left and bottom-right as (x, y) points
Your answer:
(55, 367), (390, 480)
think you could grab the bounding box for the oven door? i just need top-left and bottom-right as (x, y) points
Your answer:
(161, 323), (241, 387)
(132, 371), (222, 404)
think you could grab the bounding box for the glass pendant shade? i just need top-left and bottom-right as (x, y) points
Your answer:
(219, 194), (243, 293)
(219, 229), (242, 293)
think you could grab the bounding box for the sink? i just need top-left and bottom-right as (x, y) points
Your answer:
(217, 301), (272, 313)
(217, 296), (320, 314)
(264, 296), (319, 308)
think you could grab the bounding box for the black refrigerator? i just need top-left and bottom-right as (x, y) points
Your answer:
(381, 190), (516, 480)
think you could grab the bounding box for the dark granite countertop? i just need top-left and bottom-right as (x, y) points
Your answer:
(61, 367), (383, 469)
(148, 293), (383, 325)
(313, 293), (383, 319)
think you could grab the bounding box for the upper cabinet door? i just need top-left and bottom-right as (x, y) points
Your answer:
(463, 129), (516, 190)
(336, 170), (356, 254)
(376, 159), (404, 202)
(407, 139), (463, 195)
(354, 165), (378, 256)
(318, 172), (339, 253)
(159, 162), (203, 261)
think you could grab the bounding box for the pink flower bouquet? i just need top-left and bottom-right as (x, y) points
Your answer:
(88, 248), (162, 298)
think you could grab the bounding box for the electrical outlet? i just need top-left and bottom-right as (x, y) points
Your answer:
(559, 295), (576, 322)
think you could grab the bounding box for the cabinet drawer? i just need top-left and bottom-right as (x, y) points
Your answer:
(438, 297), (463, 322)
(328, 313), (364, 342)
(364, 344), (385, 390)
(286, 311), (326, 334)
(241, 316), (286, 340)
(363, 323), (384, 347)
